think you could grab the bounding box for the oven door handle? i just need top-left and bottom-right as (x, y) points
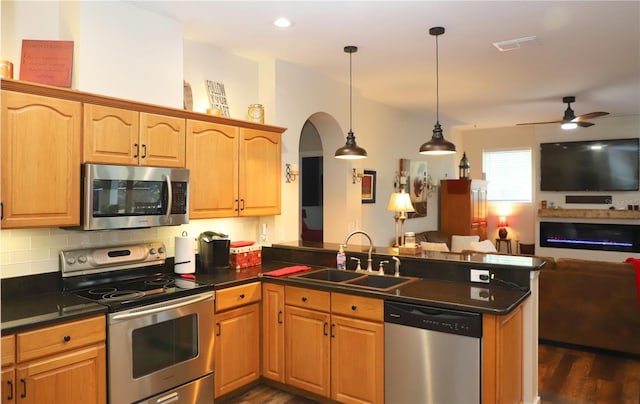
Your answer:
(110, 293), (214, 321)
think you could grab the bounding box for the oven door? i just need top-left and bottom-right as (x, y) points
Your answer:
(82, 163), (189, 230)
(108, 292), (214, 404)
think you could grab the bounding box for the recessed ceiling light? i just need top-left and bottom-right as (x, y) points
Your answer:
(273, 18), (292, 28)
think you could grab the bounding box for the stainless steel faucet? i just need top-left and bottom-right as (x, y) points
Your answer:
(391, 256), (401, 277)
(343, 230), (374, 272)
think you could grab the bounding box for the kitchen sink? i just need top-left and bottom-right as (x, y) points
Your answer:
(345, 275), (416, 290)
(294, 269), (365, 282)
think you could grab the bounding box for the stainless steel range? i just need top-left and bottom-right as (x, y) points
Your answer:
(61, 241), (215, 404)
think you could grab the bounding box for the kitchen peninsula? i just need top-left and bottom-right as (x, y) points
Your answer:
(1, 241), (544, 404)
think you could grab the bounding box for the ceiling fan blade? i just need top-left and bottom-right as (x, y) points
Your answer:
(573, 111), (609, 122)
(577, 121), (595, 128)
(516, 120), (562, 126)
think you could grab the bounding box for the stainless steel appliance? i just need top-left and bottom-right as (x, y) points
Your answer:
(197, 231), (230, 271)
(384, 301), (482, 403)
(79, 163), (189, 230)
(61, 242), (214, 404)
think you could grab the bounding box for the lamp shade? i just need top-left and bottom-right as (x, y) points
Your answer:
(498, 216), (509, 227)
(386, 193), (400, 211)
(391, 191), (415, 213)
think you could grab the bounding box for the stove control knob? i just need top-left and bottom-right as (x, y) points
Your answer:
(66, 257), (77, 265)
(149, 248), (157, 255)
(78, 255), (88, 264)
(158, 247), (165, 254)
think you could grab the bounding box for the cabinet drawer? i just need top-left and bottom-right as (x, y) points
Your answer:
(285, 286), (330, 312)
(331, 293), (383, 322)
(216, 282), (261, 312)
(16, 315), (105, 363)
(1, 334), (15, 366)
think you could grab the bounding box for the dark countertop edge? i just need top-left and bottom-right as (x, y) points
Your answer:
(269, 241), (547, 271)
(2, 258), (530, 334)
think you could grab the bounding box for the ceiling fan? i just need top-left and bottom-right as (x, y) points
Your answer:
(517, 96), (609, 129)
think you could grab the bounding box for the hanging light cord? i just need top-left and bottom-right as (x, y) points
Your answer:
(349, 49), (353, 132)
(435, 32), (439, 123)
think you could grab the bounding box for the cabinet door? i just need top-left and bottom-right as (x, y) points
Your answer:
(262, 283), (285, 383)
(483, 305), (523, 404)
(139, 113), (186, 168)
(330, 315), (384, 404)
(238, 128), (281, 216)
(214, 303), (260, 398)
(285, 305), (330, 397)
(2, 368), (15, 404)
(83, 104), (139, 165)
(15, 344), (106, 404)
(186, 120), (239, 218)
(1, 91), (81, 228)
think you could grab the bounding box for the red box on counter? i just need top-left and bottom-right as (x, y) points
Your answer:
(229, 244), (262, 269)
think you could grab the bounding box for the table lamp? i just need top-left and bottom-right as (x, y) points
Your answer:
(498, 216), (509, 239)
(387, 190), (415, 246)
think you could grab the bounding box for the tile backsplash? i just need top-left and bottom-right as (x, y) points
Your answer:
(0, 217), (266, 279)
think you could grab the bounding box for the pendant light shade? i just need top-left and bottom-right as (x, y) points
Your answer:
(419, 26), (456, 155)
(335, 45), (367, 160)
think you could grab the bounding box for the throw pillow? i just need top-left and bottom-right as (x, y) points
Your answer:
(470, 239), (498, 253)
(420, 242), (450, 252)
(451, 235), (480, 252)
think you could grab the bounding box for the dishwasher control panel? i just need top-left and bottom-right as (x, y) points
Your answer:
(384, 301), (482, 338)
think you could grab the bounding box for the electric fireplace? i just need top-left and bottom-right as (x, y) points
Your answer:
(540, 221), (640, 253)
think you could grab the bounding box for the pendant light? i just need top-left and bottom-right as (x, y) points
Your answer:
(419, 26), (456, 155)
(335, 45), (367, 160)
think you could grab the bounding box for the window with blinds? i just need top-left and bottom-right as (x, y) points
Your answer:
(482, 149), (532, 202)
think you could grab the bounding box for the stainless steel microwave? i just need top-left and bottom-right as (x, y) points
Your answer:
(80, 163), (189, 230)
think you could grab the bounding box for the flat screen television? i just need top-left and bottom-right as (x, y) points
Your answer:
(540, 138), (640, 191)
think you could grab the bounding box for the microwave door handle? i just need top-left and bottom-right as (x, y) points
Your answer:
(165, 174), (173, 220)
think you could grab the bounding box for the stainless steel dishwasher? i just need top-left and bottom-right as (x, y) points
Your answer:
(385, 301), (482, 403)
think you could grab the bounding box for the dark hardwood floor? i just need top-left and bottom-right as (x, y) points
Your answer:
(233, 343), (640, 403)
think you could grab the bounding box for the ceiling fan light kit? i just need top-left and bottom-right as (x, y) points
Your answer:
(419, 26), (456, 156)
(335, 45), (368, 160)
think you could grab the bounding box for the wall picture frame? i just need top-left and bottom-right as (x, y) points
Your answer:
(361, 170), (376, 204)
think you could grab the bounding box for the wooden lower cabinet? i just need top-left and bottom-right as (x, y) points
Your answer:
(284, 286), (384, 403)
(261, 283), (285, 383)
(285, 305), (331, 397)
(15, 344), (106, 404)
(1, 315), (106, 404)
(214, 302), (261, 398)
(330, 314), (383, 403)
(482, 304), (523, 404)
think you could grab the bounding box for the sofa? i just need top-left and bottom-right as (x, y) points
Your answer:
(539, 257), (640, 356)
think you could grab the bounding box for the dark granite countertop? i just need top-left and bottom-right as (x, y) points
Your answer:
(2, 243), (537, 334)
(1, 292), (108, 334)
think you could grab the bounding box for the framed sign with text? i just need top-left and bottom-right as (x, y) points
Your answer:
(20, 40), (74, 87)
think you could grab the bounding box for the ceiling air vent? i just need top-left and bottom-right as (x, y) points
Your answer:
(492, 35), (538, 52)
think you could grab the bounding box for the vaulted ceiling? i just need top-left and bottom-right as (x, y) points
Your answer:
(132, 1), (640, 129)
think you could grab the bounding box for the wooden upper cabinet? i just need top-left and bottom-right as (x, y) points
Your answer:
(186, 120), (239, 218)
(84, 104), (185, 167)
(239, 128), (281, 216)
(139, 112), (186, 167)
(186, 121), (281, 219)
(1, 90), (81, 228)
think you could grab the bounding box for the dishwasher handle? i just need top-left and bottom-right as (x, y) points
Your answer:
(384, 301), (482, 338)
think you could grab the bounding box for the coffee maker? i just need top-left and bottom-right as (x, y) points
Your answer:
(197, 231), (230, 272)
